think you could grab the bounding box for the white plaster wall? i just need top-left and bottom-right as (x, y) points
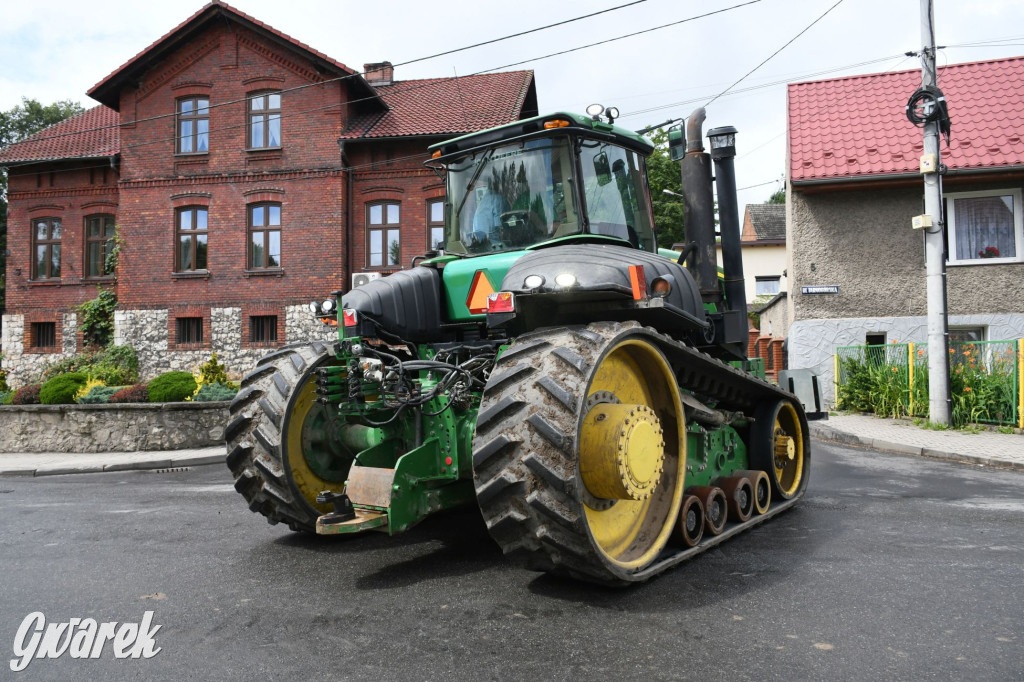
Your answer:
(717, 244), (787, 302)
(789, 313), (1024, 404)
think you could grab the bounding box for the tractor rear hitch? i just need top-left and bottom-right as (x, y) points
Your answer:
(316, 490), (356, 524)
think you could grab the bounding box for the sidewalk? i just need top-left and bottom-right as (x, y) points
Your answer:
(0, 447), (224, 477)
(810, 413), (1024, 471)
(0, 415), (1021, 476)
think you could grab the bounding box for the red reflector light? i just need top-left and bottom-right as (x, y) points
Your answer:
(342, 309), (358, 327)
(486, 292), (515, 313)
(628, 265), (647, 300)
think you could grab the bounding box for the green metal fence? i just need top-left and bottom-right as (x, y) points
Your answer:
(835, 339), (1023, 428)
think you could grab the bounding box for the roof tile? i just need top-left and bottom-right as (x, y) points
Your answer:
(0, 106), (119, 164)
(340, 72), (534, 139)
(789, 56), (1024, 183)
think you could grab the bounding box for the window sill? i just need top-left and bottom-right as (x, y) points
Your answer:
(27, 279), (61, 287)
(80, 276), (116, 283)
(243, 268), (285, 278)
(947, 258), (1022, 267)
(24, 347), (60, 354)
(174, 152), (209, 158)
(245, 146), (282, 153)
(172, 270), (211, 280)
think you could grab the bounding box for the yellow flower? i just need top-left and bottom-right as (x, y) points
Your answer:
(891, 366), (899, 373)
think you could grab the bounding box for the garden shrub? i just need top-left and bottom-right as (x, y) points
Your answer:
(92, 345), (140, 385)
(196, 352), (229, 387)
(40, 373), (90, 405)
(40, 345), (140, 385)
(192, 382), (238, 402)
(12, 384), (43, 405)
(0, 391), (13, 405)
(109, 383), (149, 404)
(77, 385), (123, 404)
(148, 371), (197, 403)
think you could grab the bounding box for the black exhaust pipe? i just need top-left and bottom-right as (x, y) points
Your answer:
(679, 108), (721, 304)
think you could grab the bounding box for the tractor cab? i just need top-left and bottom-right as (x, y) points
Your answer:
(429, 112), (659, 256)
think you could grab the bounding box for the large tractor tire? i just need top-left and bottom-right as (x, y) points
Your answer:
(472, 321), (686, 585)
(225, 341), (351, 531)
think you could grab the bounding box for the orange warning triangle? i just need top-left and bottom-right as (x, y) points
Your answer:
(467, 271), (496, 314)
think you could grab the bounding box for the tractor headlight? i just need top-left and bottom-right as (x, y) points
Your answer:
(322, 299), (336, 314)
(554, 273), (577, 288)
(523, 274), (545, 289)
(308, 301), (321, 314)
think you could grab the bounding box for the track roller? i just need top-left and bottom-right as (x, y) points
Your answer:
(734, 469), (771, 515)
(673, 494), (705, 547)
(716, 475), (754, 523)
(687, 485), (727, 536)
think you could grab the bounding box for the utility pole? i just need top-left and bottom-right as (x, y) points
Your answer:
(918, 0), (951, 424)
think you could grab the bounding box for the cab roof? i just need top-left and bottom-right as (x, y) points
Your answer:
(428, 111), (654, 160)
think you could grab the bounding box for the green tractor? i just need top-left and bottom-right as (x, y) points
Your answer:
(226, 106), (821, 585)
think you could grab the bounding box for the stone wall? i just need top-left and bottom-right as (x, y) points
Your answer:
(1, 304), (336, 389)
(111, 304), (334, 380)
(1, 313), (80, 389)
(0, 402), (230, 453)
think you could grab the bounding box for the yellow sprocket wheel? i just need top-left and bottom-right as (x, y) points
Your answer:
(750, 398), (809, 500)
(473, 322), (685, 584)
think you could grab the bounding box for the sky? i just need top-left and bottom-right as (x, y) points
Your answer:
(1, 0), (1022, 209)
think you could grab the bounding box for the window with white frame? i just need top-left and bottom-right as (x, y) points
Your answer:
(945, 189), (1023, 264)
(755, 276), (781, 296)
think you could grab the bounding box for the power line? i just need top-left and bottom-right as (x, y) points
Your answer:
(624, 53), (905, 120)
(469, 1), (761, 73)
(2, 2), (761, 164)
(1, 0), (652, 149)
(704, 0), (846, 108)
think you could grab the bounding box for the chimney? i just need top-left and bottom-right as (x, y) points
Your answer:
(363, 62), (394, 86)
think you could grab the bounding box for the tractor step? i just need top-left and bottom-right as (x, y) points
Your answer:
(316, 508), (388, 535)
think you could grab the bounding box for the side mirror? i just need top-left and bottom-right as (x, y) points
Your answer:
(668, 126), (685, 162)
(593, 151), (612, 186)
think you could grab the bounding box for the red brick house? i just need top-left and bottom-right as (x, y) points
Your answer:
(0, 1), (537, 386)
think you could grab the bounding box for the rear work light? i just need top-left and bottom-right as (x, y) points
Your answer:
(486, 292), (515, 314)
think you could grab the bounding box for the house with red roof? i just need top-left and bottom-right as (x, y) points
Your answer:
(0, 1), (536, 386)
(782, 56), (1024, 402)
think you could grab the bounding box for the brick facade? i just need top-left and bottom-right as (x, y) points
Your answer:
(0, 2), (536, 387)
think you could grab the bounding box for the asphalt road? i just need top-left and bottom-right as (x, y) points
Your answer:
(0, 441), (1021, 681)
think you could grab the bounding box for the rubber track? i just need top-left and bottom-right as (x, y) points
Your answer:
(471, 321), (804, 585)
(225, 341), (335, 532)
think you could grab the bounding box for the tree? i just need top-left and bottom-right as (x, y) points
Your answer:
(0, 97), (85, 313)
(645, 128), (686, 248)
(766, 187), (785, 204)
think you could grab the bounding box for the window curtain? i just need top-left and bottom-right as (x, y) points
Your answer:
(954, 195), (1015, 259)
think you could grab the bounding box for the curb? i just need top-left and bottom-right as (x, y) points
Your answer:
(809, 423), (1024, 472)
(0, 453), (226, 478)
